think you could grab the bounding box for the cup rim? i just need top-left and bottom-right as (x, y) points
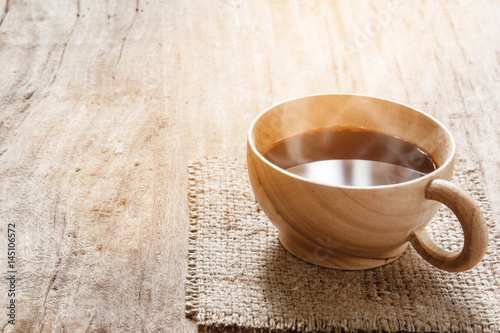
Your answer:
(248, 93), (456, 189)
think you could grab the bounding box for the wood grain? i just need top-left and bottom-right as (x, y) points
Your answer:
(0, 0), (498, 332)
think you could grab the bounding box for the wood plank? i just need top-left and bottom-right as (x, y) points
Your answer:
(0, 0), (498, 332)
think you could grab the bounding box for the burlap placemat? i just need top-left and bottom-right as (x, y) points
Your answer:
(185, 157), (499, 333)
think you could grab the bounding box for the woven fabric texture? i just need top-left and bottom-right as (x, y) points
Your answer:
(186, 157), (499, 333)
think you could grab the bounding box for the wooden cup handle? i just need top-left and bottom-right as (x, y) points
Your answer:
(409, 179), (489, 272)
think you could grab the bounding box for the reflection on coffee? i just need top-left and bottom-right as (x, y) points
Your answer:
(263, 127), (438, 186)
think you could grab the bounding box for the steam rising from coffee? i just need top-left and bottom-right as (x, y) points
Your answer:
(263, 127), (438, 187)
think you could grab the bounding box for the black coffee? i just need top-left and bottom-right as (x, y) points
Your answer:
(263, 127), (438, 186)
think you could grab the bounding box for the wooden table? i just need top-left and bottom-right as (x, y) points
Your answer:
(1, 1), (498, 332)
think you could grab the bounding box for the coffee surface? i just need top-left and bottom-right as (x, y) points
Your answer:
(263, 128), (438, 186)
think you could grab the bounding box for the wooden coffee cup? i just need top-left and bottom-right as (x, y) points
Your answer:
(247, 94), (488, 272)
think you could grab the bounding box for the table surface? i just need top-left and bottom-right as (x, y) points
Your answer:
(1, 1), (499, 332)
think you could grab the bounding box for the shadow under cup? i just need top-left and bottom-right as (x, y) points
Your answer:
(247, 94), (488, 271)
